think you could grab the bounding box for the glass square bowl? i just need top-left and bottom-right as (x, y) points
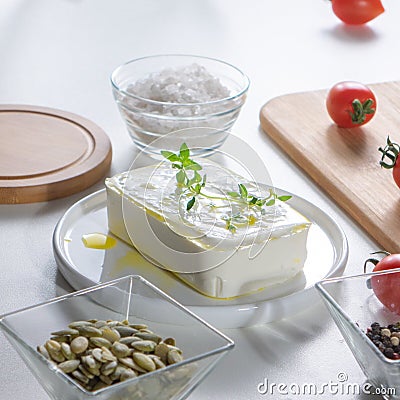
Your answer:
(316, 269), (400, 399)
(0, 275), (234, 400)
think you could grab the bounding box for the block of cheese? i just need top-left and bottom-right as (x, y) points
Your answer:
(105, 160), (311, 299)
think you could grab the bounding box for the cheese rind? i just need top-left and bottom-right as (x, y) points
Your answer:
(105, 162), (311, 298)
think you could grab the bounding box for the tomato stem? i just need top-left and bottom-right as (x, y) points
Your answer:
(350, 98), (375, 125)
(363, 251), (391, 273)
(379, 137), (400, 169)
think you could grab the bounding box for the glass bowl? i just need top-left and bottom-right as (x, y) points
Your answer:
(316, 269), (400, 399)
(110, 54), (249, 156)
(0, 275), (234, 400)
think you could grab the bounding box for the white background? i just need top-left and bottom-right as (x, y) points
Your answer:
(1, 0), (399, 398)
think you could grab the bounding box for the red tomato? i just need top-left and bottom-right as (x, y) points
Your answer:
(393, 160), (400, 189)
(331, 0), (384, 25)
(326, 81), (376, 128)
(370, 254), (400, 314)
(378, 137), (400, 189)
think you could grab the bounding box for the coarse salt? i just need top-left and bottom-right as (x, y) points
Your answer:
(127, 63), (230, 105)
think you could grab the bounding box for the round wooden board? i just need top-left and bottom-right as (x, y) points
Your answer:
(0, 105), (112, 204)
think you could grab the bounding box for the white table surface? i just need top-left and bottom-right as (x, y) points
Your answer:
(1, 0), (398, 399)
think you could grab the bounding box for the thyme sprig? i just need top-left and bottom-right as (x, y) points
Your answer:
(161, 143), (206, 211)
(161, 143), (292, 231)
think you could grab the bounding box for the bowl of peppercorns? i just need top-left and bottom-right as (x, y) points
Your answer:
(316, 268), (400, 399)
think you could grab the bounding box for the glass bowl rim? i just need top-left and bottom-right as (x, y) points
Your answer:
(0, 275), (235, 396)
(110, 54), (250, 108)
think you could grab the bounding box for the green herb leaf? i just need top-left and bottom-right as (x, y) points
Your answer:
(278, 195), (292, 202)
(227, 191), (240, 198)
(186, 197), (196, 211)
(188, 171), (202, 186)
(161, 150), (180, 162)
(194, 183), (202, 194)
(249, 196), (258, 204)
(185, 162), (202, 171)
(179, 143), (190, 160)
(238, 183), (248, 199)
(176, 170), (186, 184)
(265, 199), (275, 206)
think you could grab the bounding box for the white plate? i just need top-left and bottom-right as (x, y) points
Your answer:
(53, 189), (348, 328)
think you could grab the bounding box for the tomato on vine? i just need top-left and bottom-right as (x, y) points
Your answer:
(326, 81), (376, 128)
(330, 0), (385, 25)
(379, 137), (400, 189)
(365, 252), (400, 314)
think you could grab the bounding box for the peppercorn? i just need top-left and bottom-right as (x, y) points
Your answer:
(384, 348), (394, 358)
(371, 322), (381, 330)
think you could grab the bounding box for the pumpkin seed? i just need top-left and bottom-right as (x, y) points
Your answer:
(70, 336), (89, 354)
(163, 337), (176, 347)
(101, 328), (120, 343)
(148, 354), (166, 369)
(45, 340), (65, 362)
(89, 337), (112, 349)
(132, 353), (156, 372)
(91, 348), (103, 363)
(111, 341), (130, 358)
(68, 321), (93, 329)
(77, 326), (103, 337)
(72, 370), (89, 384)
(154, 342), (170, 363)
(99, 374), (113, 385)
(129, 324), (148, 330)
(114, 326), (138, 337)
(94, 320), (107, 328)
(50, 335), (70, 343)
(78, 364), (95, 379)
(101, 360), (117, 376)
(132, 340), (156, 353)
(110, 364), (127, 381)
(100, 346), (117, 362)
(51, 328), (79, 337)
(120, 336), (141, 345)
(120, 368), (137, 382)
(37, 345), (50, 360)
(167, 349), (183, 365)
(135, 332), (162, 344)
(58, 359), (80, 373)
(166, 344), (183, 354)
(61, 343), (75, 360)
(82, 355), (96, 370)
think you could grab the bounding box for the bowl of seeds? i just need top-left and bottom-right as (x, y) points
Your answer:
(0, 275), (234, 400)
(316, 269), (400, 400)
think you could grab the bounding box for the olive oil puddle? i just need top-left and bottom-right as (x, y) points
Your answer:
(82, 233), (117, 250)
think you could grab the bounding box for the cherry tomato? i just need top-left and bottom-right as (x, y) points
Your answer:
(331, 0), (384, 25)
(326, 81), (376, 128)
(378, 137), (400, 189)
(368, 254), (400, 314)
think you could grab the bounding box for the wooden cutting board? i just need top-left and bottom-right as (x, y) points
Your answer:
(260, 81), (400, 254)
(0, 105), (112, 204)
